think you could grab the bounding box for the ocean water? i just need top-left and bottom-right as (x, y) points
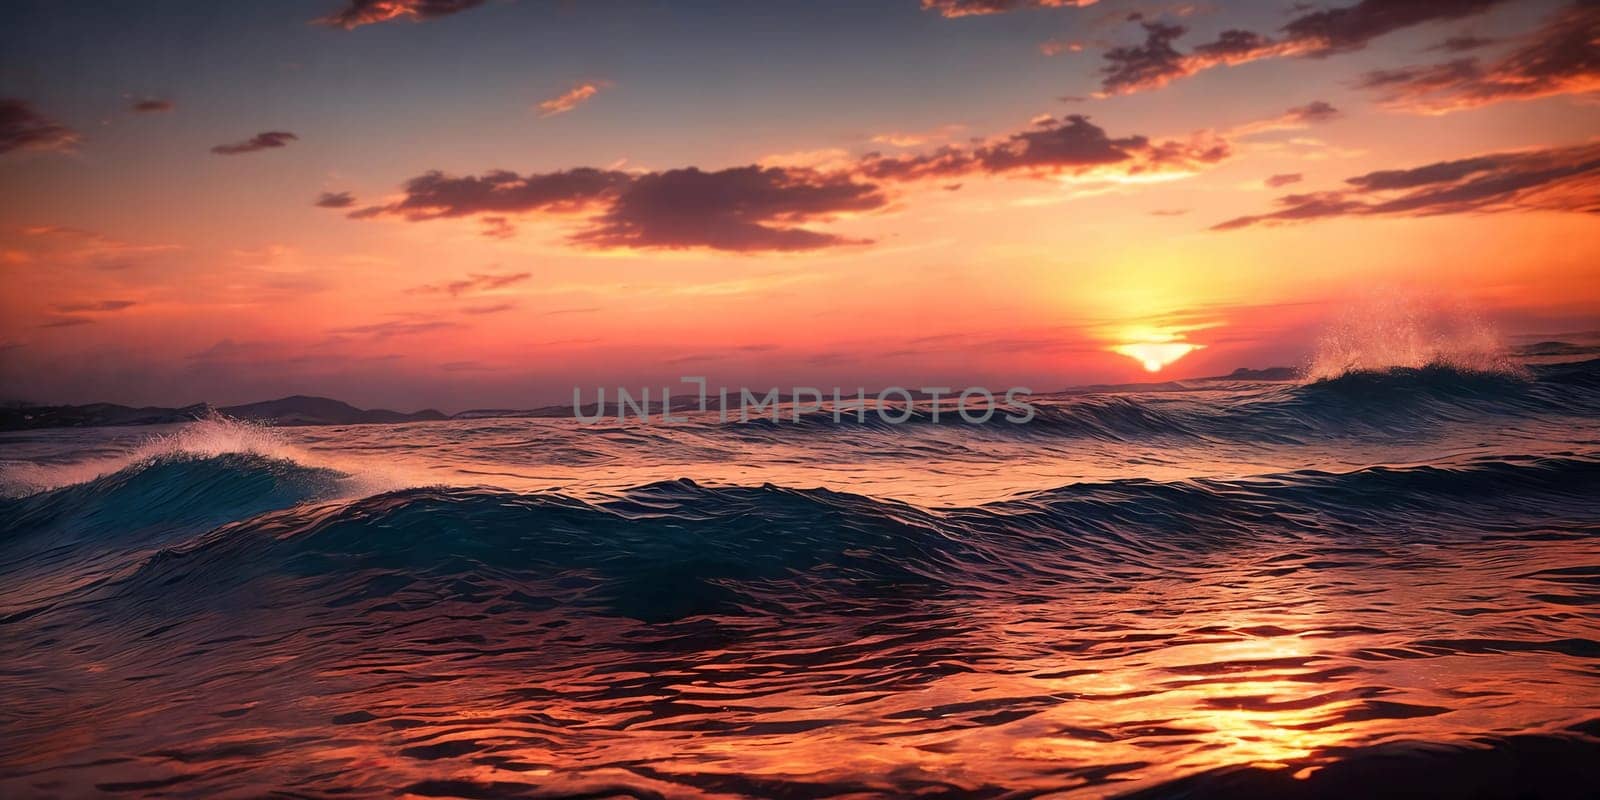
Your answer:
(2, 360), (1599, 798)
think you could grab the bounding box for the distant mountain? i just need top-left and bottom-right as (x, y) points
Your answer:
(0, 395), (445, 432)
(217, 395), (446, 426)
(1205, 366), (1301, 382)
(1043, 366), (1302, 397)
(0, 402), (214, 431)
(0, 370), (1306, 432)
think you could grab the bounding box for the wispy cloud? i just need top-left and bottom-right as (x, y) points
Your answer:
(538, 82), (606, 117)
(54, 300), (137, 313)
(409, 270), (532, 297)
(315, 0), (487, 30)
(1355, 1), (1600, 114)
(858, 113), (1228, 181)
(0, 98), (80, 155)
(921, 0), (1096, 19)
(1215, 141), (1600, 230)
(1096, 0), (1509, 95)
(38, 316), (95, 329)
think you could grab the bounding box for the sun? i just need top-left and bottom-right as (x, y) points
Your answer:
(1111, 341), (1204, 373)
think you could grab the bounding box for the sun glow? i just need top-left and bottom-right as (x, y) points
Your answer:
(1112, 341), (1204, 372)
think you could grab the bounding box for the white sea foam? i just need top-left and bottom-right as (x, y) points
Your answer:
(0, 414), (421, 498)
(1304, 293), (1526, 381)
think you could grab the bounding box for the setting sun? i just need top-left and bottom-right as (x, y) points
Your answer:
(1112, 341), (1205, 372)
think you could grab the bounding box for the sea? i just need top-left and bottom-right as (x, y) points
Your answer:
(2, 353), (1598, 798)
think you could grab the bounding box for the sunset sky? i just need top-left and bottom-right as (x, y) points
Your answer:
(2, 0), (1597, 411)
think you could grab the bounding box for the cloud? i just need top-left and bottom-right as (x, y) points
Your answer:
(570, 166), (886, 252)
(1227, 101), (1342, 138)
(1282, 0), (1506, 56)
(538, 82), (605, 117)
(921, 0), (1096, 18)
(479, 216), (515, 239)
(211, 131), (298, 155)
(129, 98), (174, 113)
(1214, 141), (1600, 230)
(315, 0), (487, 29)
(1099, 20), (1194, 95)
(1264, 172), (1303, 188)
(358, 164), (887, 253)
(314, 191), (356, 208)
(461, 302), (515, 315)
(354, 113), (1229, 252)
(53, 300), (137, 312)
(859, 113), (1228, 181)
(331, 318), (462, 337)
(354, 167), (631, 220)
(1354, 1), (1600, 114)
(409, 271), (532, 297)
(38, 316), (95, 329)
(1096, 0), (1509, 95)
(7, 225), (180, 270)
(1039, 38), (1087, 56)
(0, 98), (80, 155)
(869, 124), (965, 148)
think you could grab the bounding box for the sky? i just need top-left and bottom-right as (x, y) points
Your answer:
(1, 0), (1597, 412)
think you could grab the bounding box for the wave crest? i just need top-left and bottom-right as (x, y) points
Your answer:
(1304, 294), (1525, 382)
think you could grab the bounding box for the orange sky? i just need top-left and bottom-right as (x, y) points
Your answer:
(1, 0), (1597, 410)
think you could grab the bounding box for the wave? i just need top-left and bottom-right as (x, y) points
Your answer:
(16, 451), (1589, 627)
(725, 358), (1600, 444)
(0, 415), (417, 499)
(1301, 293), (1526, 381)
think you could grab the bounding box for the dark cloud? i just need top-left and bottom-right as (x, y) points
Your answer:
(409, 271), (532, 297)
(360, 164), (885, 253)
(570, 166), (886, 252)
(860, 114), (1226, 180)
(316, 0), (486, 30)
(1149, 208), (1191, 216)
(314, 191), (355, 208)
(1100, 21), (1192, 95)
(1283, 0), (1506, 57)
(357, 113), (1228, 252)
(1215, 142), (1600, 230)
(361, 167), (631, 220)
(211, 131), (298, 155)
(129, 98), (174, 113)
(1285, 100), (1341, 125)
(53, 300), (137, 313)
(1355, 1), (1600, 113)
(0, 98), (80, 155)
(1192, 28), (1270, 59)
(920, 0), (1094, 19)
(1097, 0), (1510, 94)
(1265, 172), (1303, 188)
